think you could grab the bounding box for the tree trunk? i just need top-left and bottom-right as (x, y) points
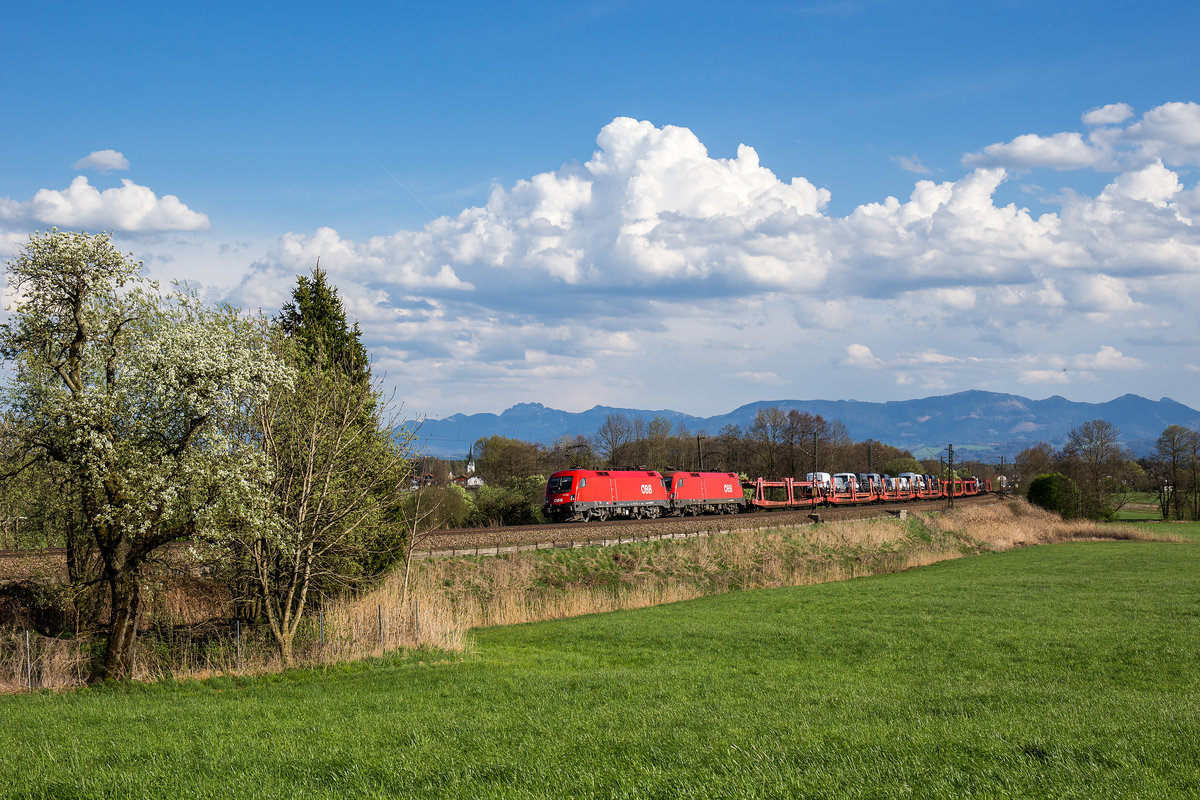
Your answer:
(279, 630), (295, 668)
(98, 564), (142, 681)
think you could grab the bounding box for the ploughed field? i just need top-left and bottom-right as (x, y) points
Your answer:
(419, 491), (1003, 550)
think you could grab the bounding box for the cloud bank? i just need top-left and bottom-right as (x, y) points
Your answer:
(4, 104), (1198, 416)
(215, 104), (1200, 414)
(964, 101), (1200, 171)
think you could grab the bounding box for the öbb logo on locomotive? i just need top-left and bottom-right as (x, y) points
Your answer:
(543, 468), (987, 523)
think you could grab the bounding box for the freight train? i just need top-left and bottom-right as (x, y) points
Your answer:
(543, 468), (988, 523)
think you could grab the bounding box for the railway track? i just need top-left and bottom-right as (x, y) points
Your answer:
(0, 493), (1004, 572)
(416, 492), (1003, 551)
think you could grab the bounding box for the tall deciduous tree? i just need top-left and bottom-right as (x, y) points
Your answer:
(1155, 424), (1192, 519)
(1, 230), (281, 679)
(222, 271), (410, 665)
(1015, 442), (1055, 488)
(1062, 419), (1123, 518)
(472, 435), (543, 484)
(1186, 428), (1200, 520)
(595, 413), (634, 467)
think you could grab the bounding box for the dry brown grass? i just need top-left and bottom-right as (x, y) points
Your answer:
(916, 498), (1171, 549)
(1, 499), (1173, 691)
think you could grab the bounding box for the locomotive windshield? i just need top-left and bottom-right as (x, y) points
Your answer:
(547, 476), (573, 494)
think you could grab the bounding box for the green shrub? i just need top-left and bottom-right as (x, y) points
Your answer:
(468, 475), (546, 526)
(402, 484), (473, 530)
(1027, 473), (1081, 518)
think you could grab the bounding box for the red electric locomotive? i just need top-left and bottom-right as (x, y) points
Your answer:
(545, 467), (990, 522)
(544, 469), (669, 522)
(663, 471), (747, 515)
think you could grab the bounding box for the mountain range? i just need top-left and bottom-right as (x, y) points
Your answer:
(408, 391), (1200, 461)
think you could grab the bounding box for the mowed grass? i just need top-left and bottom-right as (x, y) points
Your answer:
(3, 540), (1199, 799)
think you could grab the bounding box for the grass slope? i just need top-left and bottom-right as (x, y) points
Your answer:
(3, 540), (1199, 799)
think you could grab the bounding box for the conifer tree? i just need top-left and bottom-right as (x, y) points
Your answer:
(277, 267), (369, 381)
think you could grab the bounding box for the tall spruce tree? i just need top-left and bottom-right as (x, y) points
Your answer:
(277, 267), (369, 380)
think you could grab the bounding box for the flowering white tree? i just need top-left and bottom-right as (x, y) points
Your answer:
(1, 230), (287, 679)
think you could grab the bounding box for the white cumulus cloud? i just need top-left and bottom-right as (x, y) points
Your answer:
(1070, 345), (1145, 370)
(964, 131), (1102, 170)
(0, 176), (209, 233)
(73, 149), (130, 171)
(1082, 103), (1134, 126)
(1124, 102), (1200, 165)
(841, 344), (882, 368)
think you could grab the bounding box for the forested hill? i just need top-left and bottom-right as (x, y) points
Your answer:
(407, 391), (1200, 460)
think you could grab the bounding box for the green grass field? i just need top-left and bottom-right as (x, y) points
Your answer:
(3, 540), (1199, 799)
(1113, 508), (1164, 521)
(1112, 492), (1164, 521)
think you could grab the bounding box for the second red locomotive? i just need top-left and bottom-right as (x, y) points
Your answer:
(544, 468), (747, 522)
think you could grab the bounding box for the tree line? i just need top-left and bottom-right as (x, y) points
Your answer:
(1016, 420), (1200, 520)
(411, 407), (1008, 527)
(0, 231), (411, 679)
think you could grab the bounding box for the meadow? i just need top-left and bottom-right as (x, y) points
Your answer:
(1112, 492), (1166, 521)
(2, 533), (1197, 798)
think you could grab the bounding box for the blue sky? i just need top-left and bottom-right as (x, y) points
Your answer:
(3, 0), (1200, 423)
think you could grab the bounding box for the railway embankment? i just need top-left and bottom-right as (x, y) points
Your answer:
(1, 498), (1170, 689)
(331, 497), (1167, 654)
